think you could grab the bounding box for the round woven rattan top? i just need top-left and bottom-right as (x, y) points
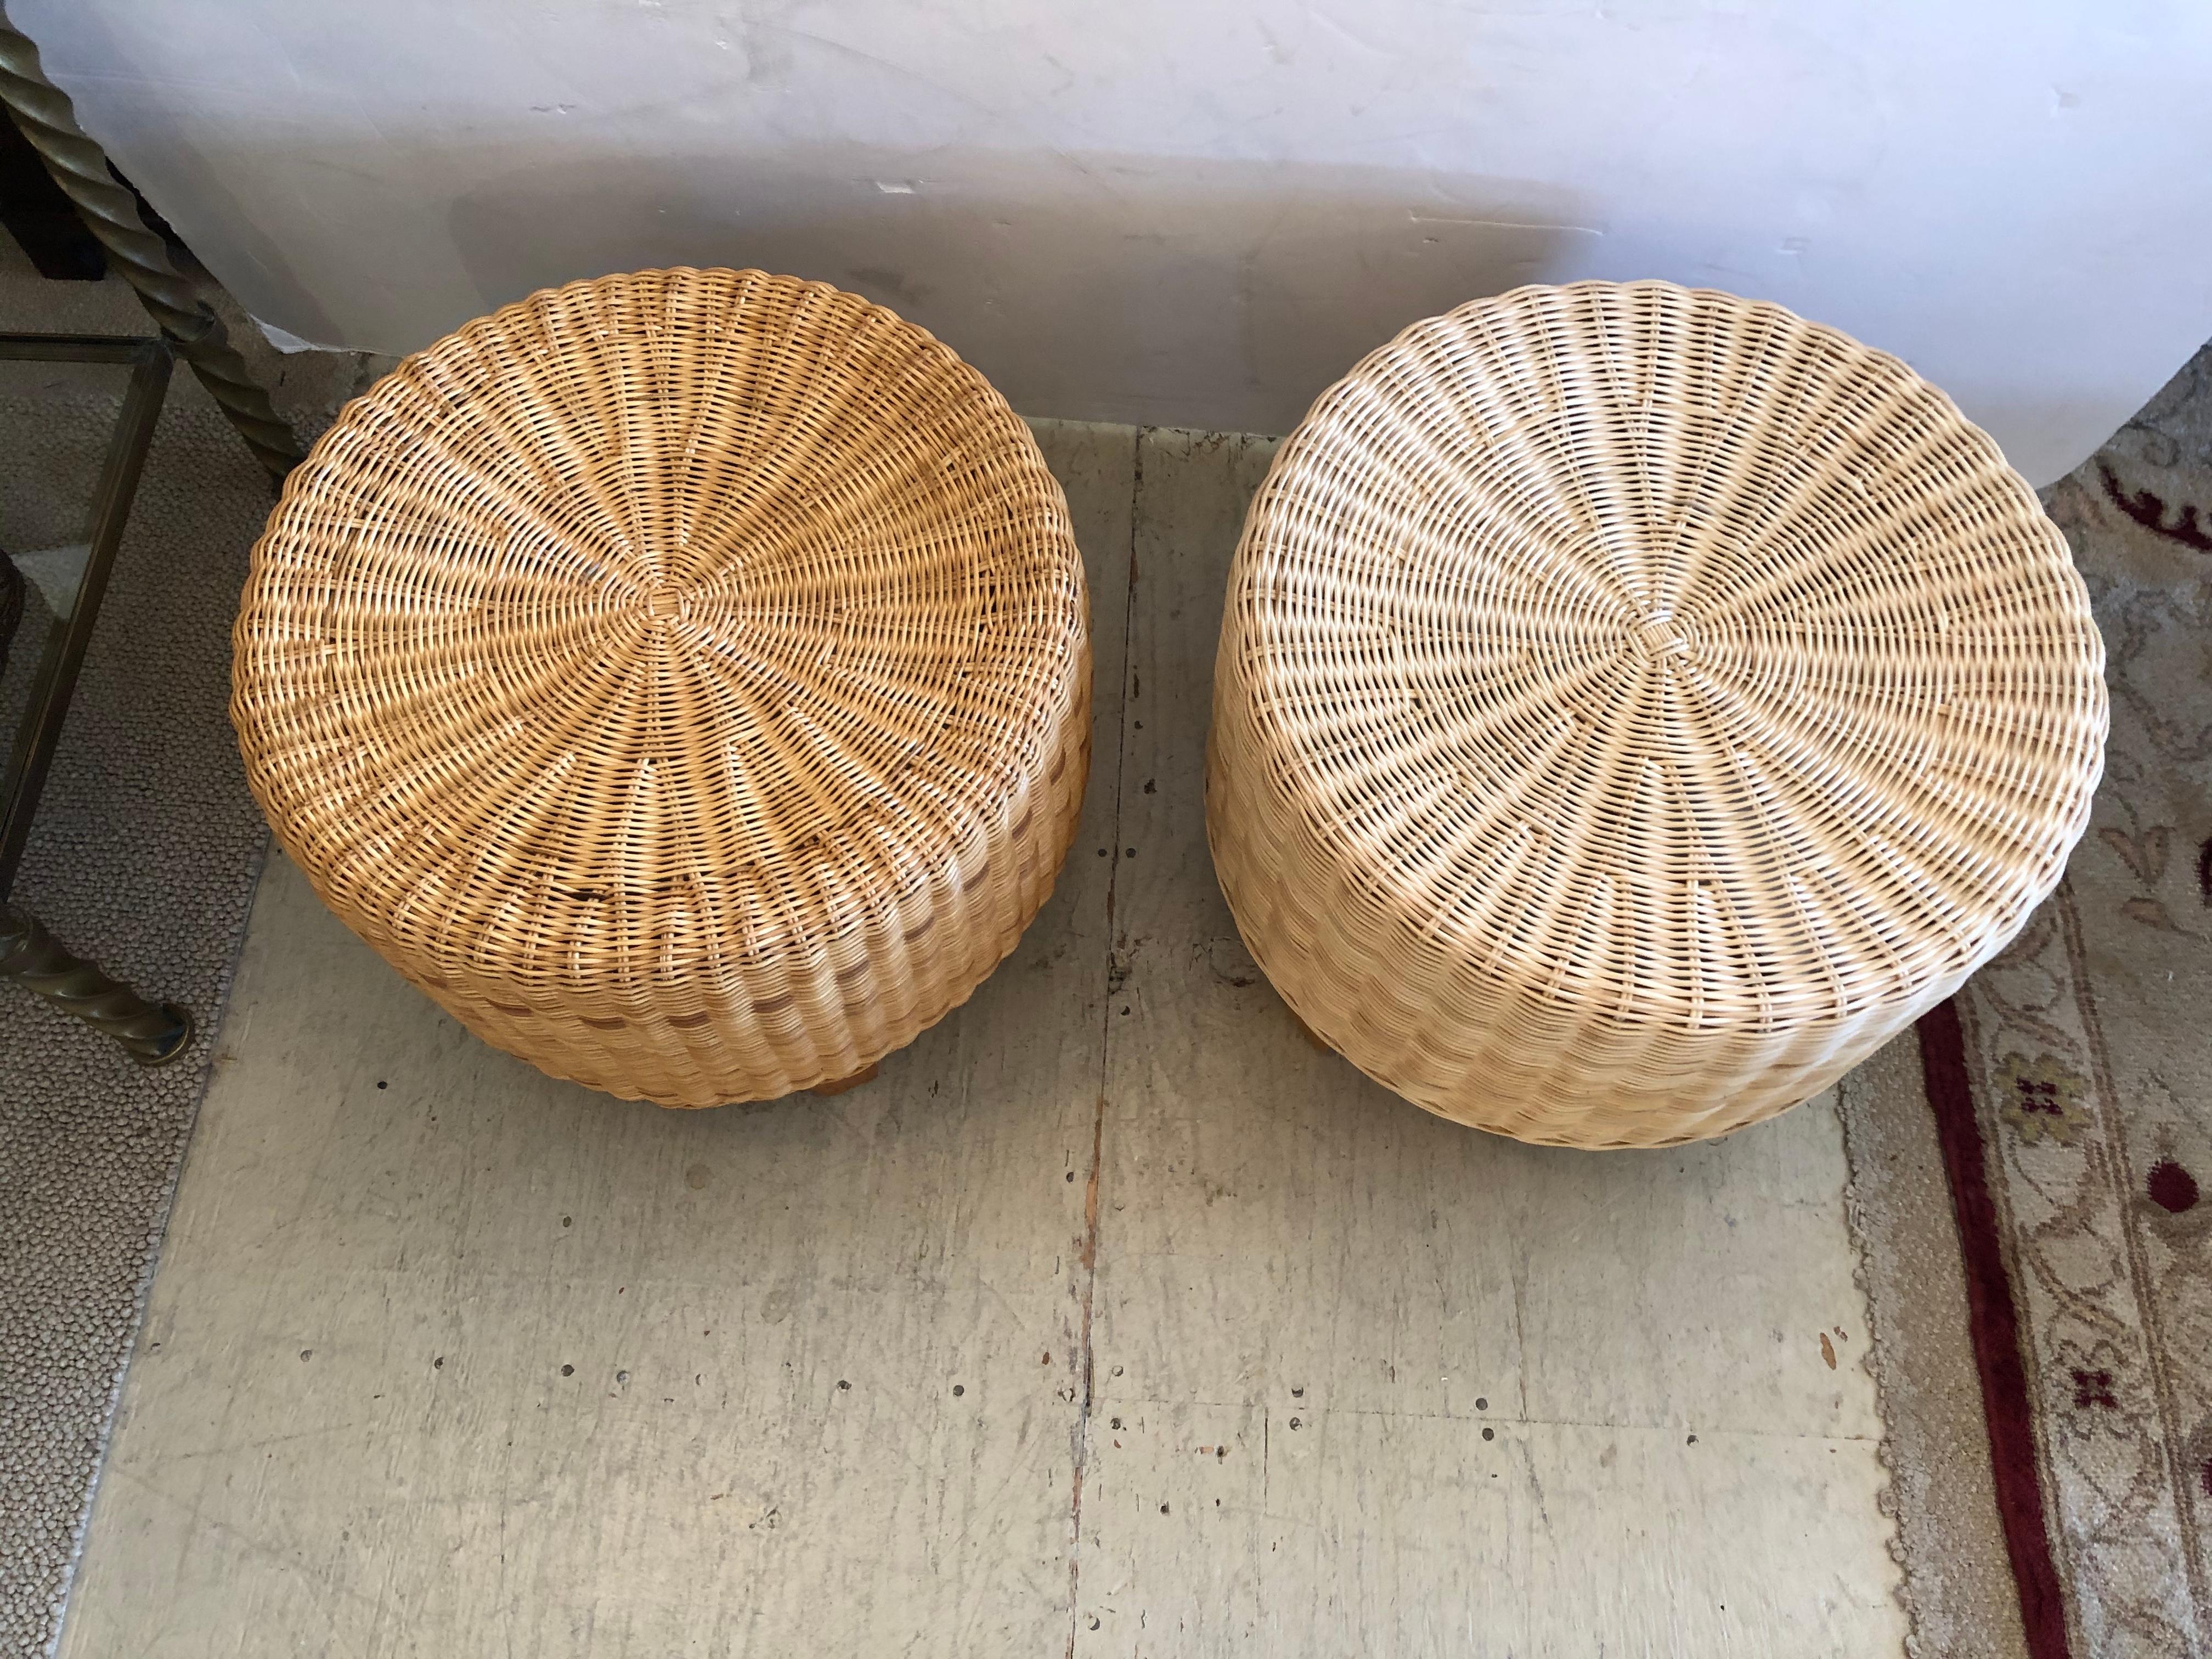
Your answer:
(233, 268), (1086, 1005)
(1218, 280), (2106, 1041)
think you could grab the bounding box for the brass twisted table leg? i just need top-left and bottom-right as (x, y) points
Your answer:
(0, 904), (191, 1064)
(0, 5), (301, 479)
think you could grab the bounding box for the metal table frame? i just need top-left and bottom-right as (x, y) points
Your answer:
(0, 330), (193, 1063)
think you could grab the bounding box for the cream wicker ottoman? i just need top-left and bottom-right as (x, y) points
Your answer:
(1209, 281), (2106, 1148)
(234, 268), (1089, 1106)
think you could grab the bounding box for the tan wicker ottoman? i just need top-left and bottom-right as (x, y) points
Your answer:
(233, 268), (1089, 1106)
(1209, 281), (2106, 1148)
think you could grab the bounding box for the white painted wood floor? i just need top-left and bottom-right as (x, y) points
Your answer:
(60, 424), (1905, 1657)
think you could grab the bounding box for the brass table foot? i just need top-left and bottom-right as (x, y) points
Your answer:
(0, 904), (192, 1064)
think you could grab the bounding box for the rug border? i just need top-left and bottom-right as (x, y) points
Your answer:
(1917, 997), (2074, 1659)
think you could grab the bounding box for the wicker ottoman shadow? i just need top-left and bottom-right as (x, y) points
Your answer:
(234, 268), (1090, 1106)
(1209, 280), (2106, 1148)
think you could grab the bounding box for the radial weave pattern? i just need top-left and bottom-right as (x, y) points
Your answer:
(1209, 281), (2106, 1147)
(234, 268), (1089, 1105)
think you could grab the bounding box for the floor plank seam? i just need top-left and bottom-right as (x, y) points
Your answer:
(1061, 425), (1146, 1659)
(1082, 1396), (1887, 1441)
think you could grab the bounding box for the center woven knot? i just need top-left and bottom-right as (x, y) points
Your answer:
(645, 586), (682, 621)
(1630, 610), (1689, 661)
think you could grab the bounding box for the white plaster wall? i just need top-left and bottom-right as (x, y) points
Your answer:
(22, 0), (2212, 483)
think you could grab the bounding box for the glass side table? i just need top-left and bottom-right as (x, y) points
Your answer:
(0, 330), (191, 1063)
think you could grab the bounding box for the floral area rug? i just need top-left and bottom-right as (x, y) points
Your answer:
(1928, 338), (2212, 1659)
